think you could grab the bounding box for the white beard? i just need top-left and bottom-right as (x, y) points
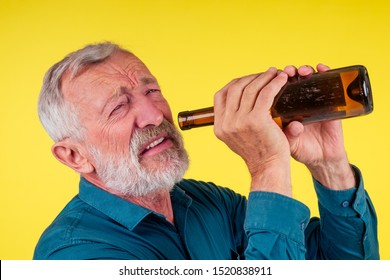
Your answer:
(89, 120), (189, 197)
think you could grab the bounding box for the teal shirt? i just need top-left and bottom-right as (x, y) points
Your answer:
(33, 166), (379, 260)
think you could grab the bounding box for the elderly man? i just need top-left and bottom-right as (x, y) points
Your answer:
(34, 42), (379, 259)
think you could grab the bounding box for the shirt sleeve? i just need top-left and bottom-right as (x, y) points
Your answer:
(305, 165), (379, 259)
(244, 191), (311, 259)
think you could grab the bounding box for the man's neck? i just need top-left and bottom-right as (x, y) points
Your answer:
(125, 189), (175, 225)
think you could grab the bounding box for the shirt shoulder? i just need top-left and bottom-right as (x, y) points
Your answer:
(175, 179), (247, 217)
(33, 195), (119, 259)
(177, 179), (245, 201)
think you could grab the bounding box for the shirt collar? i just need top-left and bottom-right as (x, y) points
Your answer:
(79, 177), (152, 231)
(78, 177), (192, 231)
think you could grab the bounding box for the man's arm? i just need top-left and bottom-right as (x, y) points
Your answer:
(305, 166), (379, 259)
(243, 191), (310, 259)
(213, 67), (310, 259)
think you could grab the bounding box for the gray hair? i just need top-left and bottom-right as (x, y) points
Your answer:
(37, 42), (124, 142)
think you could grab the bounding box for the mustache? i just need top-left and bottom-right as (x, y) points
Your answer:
(130, 119), (182, 154)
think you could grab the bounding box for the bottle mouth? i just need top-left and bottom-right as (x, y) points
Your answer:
(178, 111), (193, 130)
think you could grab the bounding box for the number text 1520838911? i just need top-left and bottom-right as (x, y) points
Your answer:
(212, 266), (272, 276)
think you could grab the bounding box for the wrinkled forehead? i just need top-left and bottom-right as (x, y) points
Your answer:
(61, 51), (157, 101)
(72, 50), (153, 81)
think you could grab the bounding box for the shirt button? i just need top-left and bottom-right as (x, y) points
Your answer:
(341, 201), (350, 208)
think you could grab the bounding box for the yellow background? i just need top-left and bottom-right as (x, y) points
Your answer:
(1, 0), (389, 259)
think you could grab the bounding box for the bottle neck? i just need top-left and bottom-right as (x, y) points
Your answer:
(178, 106), (214, 130)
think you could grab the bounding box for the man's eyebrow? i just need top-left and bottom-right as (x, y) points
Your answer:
(140, 76), (158, 85)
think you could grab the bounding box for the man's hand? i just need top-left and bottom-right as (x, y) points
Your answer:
(283, 64), (356, 190)
(213, 68), (292, 196)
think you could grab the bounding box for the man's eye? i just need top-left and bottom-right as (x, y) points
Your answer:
(110, 104), (125, 116)
(113, 104), (123, 111)
(146, 89), (161, 94)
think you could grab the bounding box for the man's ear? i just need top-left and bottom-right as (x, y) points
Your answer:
(51, 139), (95, 174)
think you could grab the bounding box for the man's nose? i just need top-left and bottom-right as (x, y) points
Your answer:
(134, 97), (164, 128)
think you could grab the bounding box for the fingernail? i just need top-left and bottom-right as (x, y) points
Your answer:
(278, 71), (288, 78)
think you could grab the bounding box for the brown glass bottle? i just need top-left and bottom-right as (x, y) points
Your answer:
(178, 65), (373, 130)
